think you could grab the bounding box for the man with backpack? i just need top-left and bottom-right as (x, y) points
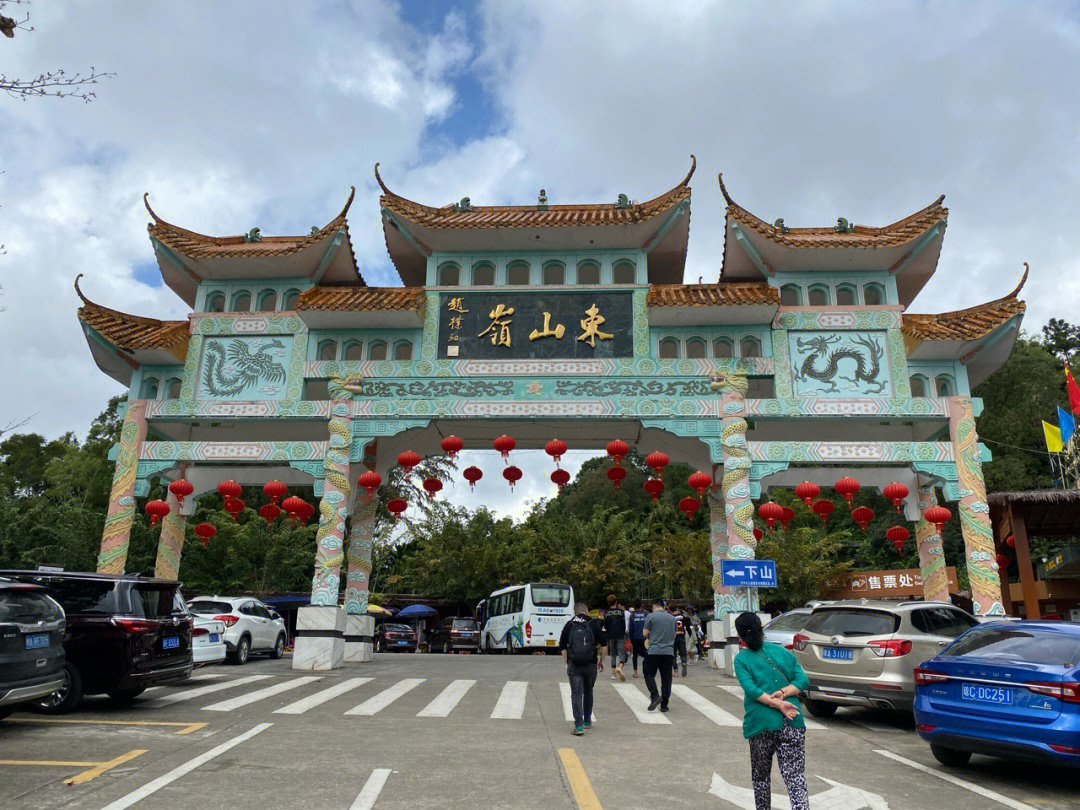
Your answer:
(602, 594), (627, 682)
(559, 602), (608, 736)
(627, 598), (649, 679)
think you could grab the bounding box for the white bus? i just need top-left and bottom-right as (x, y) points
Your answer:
(481, 582), (575, 654)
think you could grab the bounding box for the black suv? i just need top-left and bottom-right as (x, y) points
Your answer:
(0, 571), (192, 713)
(0, 579), (66, 718)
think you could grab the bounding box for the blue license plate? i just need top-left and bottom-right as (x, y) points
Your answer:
(396, 640), (409, 645)
(961, 683), (1012, 705)
(24, 633), (49, 650)
(822, 647), (853, 661)
(209, 634), (220, 643)
(162, 636), (179, 650)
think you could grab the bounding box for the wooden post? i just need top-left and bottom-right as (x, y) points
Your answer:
(1009, 503), (1041, 620)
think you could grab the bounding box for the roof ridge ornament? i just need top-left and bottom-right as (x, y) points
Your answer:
(1009, 262), (1030, 299)
(835, 217), (855, 234)
(454, 197), (473, 213)
(242, 228), (262, 243)
(143, 193), (162, 223)
(615, 193), (632, 209)
(74, 273), (90, 304)
(537, 189), (548, 210)
(773, 218), (789, 234)
(716, 172), (736, 206)
(339, 185), (356, 218)
(374, 162), (391, 195)
(678, 154), (697, 188)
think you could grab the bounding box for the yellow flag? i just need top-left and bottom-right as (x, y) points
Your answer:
(1043, 421), (1064, 453)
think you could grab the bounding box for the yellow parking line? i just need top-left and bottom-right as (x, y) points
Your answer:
(0, 749), (146, 785)
(4, 717), (207, 735)
(0, 759), (98, 766)
(557, 748), (603, 810)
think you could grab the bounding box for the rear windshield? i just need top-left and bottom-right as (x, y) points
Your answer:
(531, 585), (571, 607)
(803, 608), (899, 637)
(453, 619), (478, 630)
(384, 623), (412, 633)
(128, 585), (179, 619)
(189, 600), (234, 614)
(44, 579), (117, 614)
(947, 626), (1080, 667)
(0, 590), (62, 622)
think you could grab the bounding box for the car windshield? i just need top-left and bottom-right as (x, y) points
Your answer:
(803, 608), (899, 637)
(947, 626), (1080, 666)
(453, 619), (478, 630)
(531, 585), (570, 607)
(384, 624), (412, 633)
(0, 589), (61, 622)
(766, 613), (807, 631)
(129, 585), (178, 619)
(189, 600), (234, 614)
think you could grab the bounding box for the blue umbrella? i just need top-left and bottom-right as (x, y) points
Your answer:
(396, 603), (438, 618)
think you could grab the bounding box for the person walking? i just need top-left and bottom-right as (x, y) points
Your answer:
(642, 600), (677, 712)
(733, 612), (810, 810)
(627, 599), (649, 679)
(672, 604), (689, 678)
(602, 594), (627, 681)
(559, 601), (608, 736)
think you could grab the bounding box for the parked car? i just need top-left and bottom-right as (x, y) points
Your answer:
(791, 600), (979, 716)
(0, 571), (192, 713)
(174, 596), (226, 666)
(375, 622), (418, 653)
(187, 596), (287, 664)
(428, 617), (481, 654)
(914, 620), (1080, 768)
(763, 609), (813, 649)
(0, 579), (66, 718)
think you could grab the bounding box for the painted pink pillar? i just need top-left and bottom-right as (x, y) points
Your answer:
(914, 481), (950, 603)
(97, 399), (149, 575)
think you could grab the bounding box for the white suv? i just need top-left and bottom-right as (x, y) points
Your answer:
(188, 596), (287, 665)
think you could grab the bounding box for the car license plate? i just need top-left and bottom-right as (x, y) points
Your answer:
(162, 636), (179, 650)
(396, 640), (409, 645)
(546, 639), (556, 646)
(209, 633), (220, 643)
(24, 633), (49, 650)
(961, 683), (1012, 705)
(822, 646), (853, 661)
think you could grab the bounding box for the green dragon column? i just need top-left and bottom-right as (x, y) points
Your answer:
(154, 491), (187, 581)
(310, 388), (352, 605)
(97, 399), (149, 575)
(948, 397), (1005, 616)
(344, 492), (377, 614)
(914, 481), (950, 603)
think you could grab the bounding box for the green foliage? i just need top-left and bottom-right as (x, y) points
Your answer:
(755, 525), (852, 610)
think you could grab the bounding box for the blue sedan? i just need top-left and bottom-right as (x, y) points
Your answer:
(913, 621), (1080, 768)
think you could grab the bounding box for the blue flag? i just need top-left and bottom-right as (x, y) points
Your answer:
(1059, 406), (1076, 444)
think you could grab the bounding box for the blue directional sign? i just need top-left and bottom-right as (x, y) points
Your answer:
(720, 559), (778, 588)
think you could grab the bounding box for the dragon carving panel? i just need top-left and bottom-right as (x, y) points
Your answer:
(196, 336), (291, 400)
(788, 330), (893, 397)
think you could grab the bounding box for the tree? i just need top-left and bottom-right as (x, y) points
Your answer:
(755, 526), (853, 610)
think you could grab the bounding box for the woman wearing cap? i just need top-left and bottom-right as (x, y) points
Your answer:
(733, 612), (810, 810)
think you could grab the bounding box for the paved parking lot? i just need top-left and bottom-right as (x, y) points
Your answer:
(0, 653), (1076, 810)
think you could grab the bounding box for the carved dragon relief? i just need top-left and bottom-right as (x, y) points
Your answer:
(792, 333), (886, 395)
(202, 338), (287, 397)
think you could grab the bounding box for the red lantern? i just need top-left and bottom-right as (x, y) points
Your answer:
(758, 501), (784, 530)
(794, 480), (820, 508)
(645, 451), (670, 479)
(882, 482), (909, 513)
(194, 522), (216, 547)
(688, 471), (713, 496)
(298, 500), (315, 525)
(834, 477), (860, 508)
(463, 466), (483, 491)
(440, 435), (464, 458)
(923, 505), (952, 533)
(168, 479), (194, 507)
(606, 439), (630, 466)
(607, 466), (627, 490)
(812, 499), (835, 526)
(145, 499), (170, 526)
(423, 478), (443, 500)
(217, 480), (242, 500)
(678, 496), (700, 522)
(545, 439), (568, 465)
(851, 506), (875, 532)
(493, 435), (516, 461)
(893, 541), (905, 554)
(753, 527), (764, 542)
(643, 477), (664, 501)
(995, 554), (1010, 571)
(551, 469), (571, 491)
(259, 503), (281, 526)
(263, 480), (287, 504)
(503, 465), (522, 490)
(780, 506), (796, 530)
(223, 497), (245, 522)
(885, 525), (910, 545)
(357, 471), (382, 497)
(1006, 534), (1016, 548)
(397, 451), (421, 473)
(282, 495), (306, 524)
(386, 498), (408, 522)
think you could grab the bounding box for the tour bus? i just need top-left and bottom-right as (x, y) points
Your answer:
(481, 583), (575, 654)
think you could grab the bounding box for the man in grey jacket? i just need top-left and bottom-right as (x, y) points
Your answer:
(642, 599), (677, 712)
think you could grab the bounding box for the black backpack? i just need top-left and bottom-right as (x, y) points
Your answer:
(568, 619), (596, 664)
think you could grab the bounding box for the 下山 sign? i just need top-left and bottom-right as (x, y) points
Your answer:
(720, 559), (778, 588)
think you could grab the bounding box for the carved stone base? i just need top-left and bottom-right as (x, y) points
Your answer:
(292, 605), (345, 671)
(343, 613), (374, 663)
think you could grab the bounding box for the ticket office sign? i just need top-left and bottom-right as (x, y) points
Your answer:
(438, 292), (634, 360)
(824, 567), (959, 599)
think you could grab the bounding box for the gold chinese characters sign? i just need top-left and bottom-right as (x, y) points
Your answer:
(824, 567), (960, 600)
(438, 292), (633, 360)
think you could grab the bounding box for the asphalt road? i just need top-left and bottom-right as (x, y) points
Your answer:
(0, 652), (1076, 810)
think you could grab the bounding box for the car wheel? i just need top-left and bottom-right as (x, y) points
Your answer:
(231, 635), (251, 665)
(802, 697), (838, 718)
(270, 633), (286, 660)
(375, 637), (384, 653)
(930, 745), (972, 767)
(107, 687), (146, 703)
(33, 663), (83, 715)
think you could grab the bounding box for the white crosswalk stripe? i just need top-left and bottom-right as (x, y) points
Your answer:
(274, 677), (372, 715)
(490, 680), (528, 719)
(671, 684), (739, 726)
(717, 683), (826, 729)
(559, 682), (598, 723)
(344, 678), (425, 716)
(613, 683), (670, 724)
(350, 768), (392, 810)
(417, 679), (475, 717)
(143, 674), (273, 707)
(201, 676), (321, 712)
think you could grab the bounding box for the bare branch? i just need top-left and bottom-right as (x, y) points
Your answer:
(0, 413), (33, 438)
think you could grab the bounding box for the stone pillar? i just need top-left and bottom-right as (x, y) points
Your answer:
(343, 492), (377, 662)
(947, 397), (1005, 616)
(97, 399), (149, 575)
(914, 481), (950, 603)
(154, 491), (187, 581)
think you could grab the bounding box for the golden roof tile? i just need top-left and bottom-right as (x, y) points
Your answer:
(647, 282), (779, 307)
(296, 286), (425, 312)
(902, 265), (1028, 341)
(75, 275), (189, 357)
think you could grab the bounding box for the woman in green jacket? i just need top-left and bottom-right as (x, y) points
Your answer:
(733, 612), (810, 810)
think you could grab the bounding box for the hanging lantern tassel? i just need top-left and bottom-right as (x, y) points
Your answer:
(851, 506), (875, 532)
(168, 479), (194, 507)
(551, 468), (570, 491)
(503, 465), (522, 491)
(882, 482), (909, 513)
(145, 499), (170, 526)
(194, 522), (216, 548)
(812, 499), (835, 526)
(794, 480), (820, 508)
(463, 466), (483, 491)
(607, 466), (627, 490)
(423, 478), (443, 500)
(643, 477), (664, 501)
(678, 496), (700, 523)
